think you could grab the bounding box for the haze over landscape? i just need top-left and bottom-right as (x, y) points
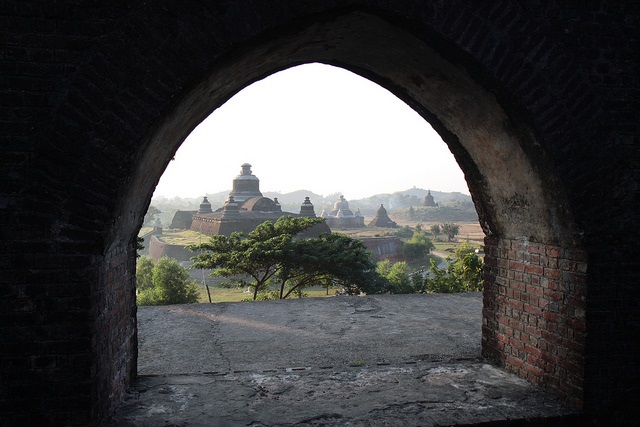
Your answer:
(153, 63), (469, 200)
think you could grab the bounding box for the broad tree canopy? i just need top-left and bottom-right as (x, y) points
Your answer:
(189, 217), (388, 299)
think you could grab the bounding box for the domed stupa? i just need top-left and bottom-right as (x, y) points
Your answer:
(322, 195), (364, 229)
(228, 163), (263, 203)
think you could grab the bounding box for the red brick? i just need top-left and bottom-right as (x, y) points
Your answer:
(509, 260), (525, 271)
(526, 284), (543, 296)
(546, 247), (561, 257)
(523, 303), (543, 316)
(544, 289), (565, 302)
(525, 264), (544, 275)
(528, 243), (545, 255)
(508, 299), (524, 311)
(541, 256), (559, 268)
(510, 280), (526, 291)
(543, 267), (561, 279)
(525, 344), (543, 359)
(525, 362), (544, 379)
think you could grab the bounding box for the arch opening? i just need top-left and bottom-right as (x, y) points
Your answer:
(135, 63), (485, 381)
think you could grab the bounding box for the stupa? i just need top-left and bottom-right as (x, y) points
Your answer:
(322, 195), (365, 229)
(423, 190), (438, 207)
(368, 204), (398, 228)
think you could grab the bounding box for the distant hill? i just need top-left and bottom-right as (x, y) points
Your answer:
(263, 190), (325, 206)
(394, 188), (472, 204)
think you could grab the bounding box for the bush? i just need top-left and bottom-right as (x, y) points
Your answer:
(136, 256), (200, 305)
(392, 226), (414, 238)
(136, 256), (154, 291)
(377, 260), (423, 294)
(423, 244), (483, 293)
(402, 231), (435, 262)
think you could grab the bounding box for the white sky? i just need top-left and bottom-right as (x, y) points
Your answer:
(153, 63), (469, 200)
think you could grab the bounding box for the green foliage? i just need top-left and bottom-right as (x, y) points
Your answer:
(450, 244), (484, 291)
(423, 243), (483, 293)
(136, 256), (154, 291)
(136, 257), (200, 305)
(377, 260), (423, 294)
(441, 222), (460, 242)
(403, 231), (435, 262)
(392, 225), (414, 238)
(430, 224), (441, 238)
(189, 217), (388, 300)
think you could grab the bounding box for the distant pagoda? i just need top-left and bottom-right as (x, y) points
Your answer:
(423, 190), (438, 207)
(368, 204), (398, 228)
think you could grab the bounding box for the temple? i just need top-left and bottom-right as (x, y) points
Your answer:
(321, 195), (365, 229)
(423, 190), (438, 207)
(368, 204), (398, 228)
(188, 164), (330, 237)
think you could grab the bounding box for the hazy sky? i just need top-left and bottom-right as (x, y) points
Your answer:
(153, 63), (469, 200)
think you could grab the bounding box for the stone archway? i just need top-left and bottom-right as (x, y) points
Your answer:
(2, 2), (637, 425)
(118, 8), (585, 403)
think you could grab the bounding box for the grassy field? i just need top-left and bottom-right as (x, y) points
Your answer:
(195, 284), (339, 303)
(156, 229), (210, 245)
(338, 221), (484, 252)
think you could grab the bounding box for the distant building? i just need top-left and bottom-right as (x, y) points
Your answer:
(320, 195), (365, 229)
(170, 209), (197, 229)
(188, 163), (330, 237)
(423, 190), (438, 207)
(368, 204), (398, 228)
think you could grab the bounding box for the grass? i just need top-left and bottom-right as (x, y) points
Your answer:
(156, 229), (210, 245)
(195, 284), (339, 303)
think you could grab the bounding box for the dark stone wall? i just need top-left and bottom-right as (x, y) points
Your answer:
(1, 1), (638, 424)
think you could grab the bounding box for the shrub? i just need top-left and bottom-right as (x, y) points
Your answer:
(136, 256), (200, 305)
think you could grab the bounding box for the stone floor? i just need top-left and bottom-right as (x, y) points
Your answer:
(108, 293), (579, 426)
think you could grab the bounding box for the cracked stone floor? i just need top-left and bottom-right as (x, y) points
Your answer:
(108, 293), (578, 426)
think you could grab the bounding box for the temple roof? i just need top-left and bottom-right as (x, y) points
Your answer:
(229, 163), (262, 203)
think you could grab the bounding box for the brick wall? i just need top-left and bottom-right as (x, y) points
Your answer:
(482, 236), (587, 406)
(90, 244), (137, 422)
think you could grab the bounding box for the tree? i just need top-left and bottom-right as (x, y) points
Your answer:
(392, 225), (414, 238)
(137, 256), (200, 305)
(136, 256), (155, 291)
(429, 224), (441, 239)
(441, 222), (460, 242)
(450, 244), (484, 291)
(280, 232), (388, 298)
(423, 243), (483, 293)
(189, 217), (388, 300)
(403, 231), (435, 262)
(377, 260), (424, 294)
